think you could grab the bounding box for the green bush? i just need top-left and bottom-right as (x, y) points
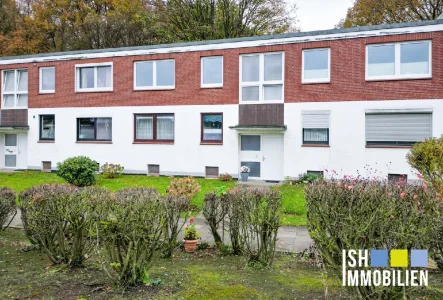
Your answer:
(407, 137), (443, 269)
(18, 184), (104, 266)
(57, 156), (98, 186)
(100, 162), (124, 179)
(93, 188), (166, 287)
(306, 179), (441, 299)
(0, 187), (16, 231)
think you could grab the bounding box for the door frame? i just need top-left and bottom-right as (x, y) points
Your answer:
(238, 132), (284, 181)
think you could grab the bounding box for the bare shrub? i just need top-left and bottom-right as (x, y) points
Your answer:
(162, 195), (191, 258)
(306, 179), (441, 299)
(18, 184), (103, 267)
(93, 188), (165, 287)
(0, 187), (16, 231)
(202, 192), (227, 252)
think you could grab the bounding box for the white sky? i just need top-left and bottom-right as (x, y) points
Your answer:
(293, 0), (355, 32)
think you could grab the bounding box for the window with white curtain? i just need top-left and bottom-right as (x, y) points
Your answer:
(240, 52), (284, 102)
(365, 111), (432, 146)
(134, 60), (175, 90)
(75, 63), (113, 92)
(366, 41), (431, 80)
(77, 118), (112, 141)
(2, 69), (28, 108)
(134, 114), (174, 142)
(201, 56), (223, 88)
(302, 48), (330, 83)
(39, 67), (55, 93)
(302, 111), (330, 145)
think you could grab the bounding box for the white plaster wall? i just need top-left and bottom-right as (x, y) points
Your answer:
(284, 99), (443, 180)
(27, 105), (239, 176)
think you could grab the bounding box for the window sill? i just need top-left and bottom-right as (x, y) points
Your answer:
(302, 80), (331, 85)
(134, 87), (175, 91)
(302, 144), (330, 147)
(133, 141), (174, 145)
(201, 85), (223, 89)
(366, 145), (412, 149)
(38, 140), (55, 143)
(39, 91), (55, 95)
(365, 76), (432, 82)
(75, 89), (113, 93)
(76, 141), (113, 144)
(200, 142), (223, 145)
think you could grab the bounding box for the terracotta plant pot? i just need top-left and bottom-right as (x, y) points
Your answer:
(184, 239), (198, 253)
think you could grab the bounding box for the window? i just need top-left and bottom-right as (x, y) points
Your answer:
(302, 48), (330, 83)
(2, 69), (28, 108)
(365, 111), (432, 146)
(40, 115), (55, 141)
(307, 170), (324, 178)
(134, 114), (175, 142)
(39, 67), (55, 93)
(75, 63), (113, 92)
(201, 56), (223, 88)
(302, 111), (330, 145)
(241, 135), (261, 151)
(201, 113), (223, 144)
(240, 52), (284, 102)
(77, 118), (112, 141)
(388, 174), (407, 183)
(134, 60), (175, 90)
(366, 41), (431, 80)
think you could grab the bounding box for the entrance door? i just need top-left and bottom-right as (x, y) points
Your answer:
(239, 135), (262, 178)
(239, 133), (284, 181)
(5, 134), (17, 168)
(262, 134), (284, 181)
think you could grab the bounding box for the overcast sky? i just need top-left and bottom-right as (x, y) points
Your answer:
(294, 0), (355, 32)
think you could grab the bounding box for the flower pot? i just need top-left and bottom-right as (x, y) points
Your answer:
(241, 172), (249, 182)
(184, 239), (198, 253)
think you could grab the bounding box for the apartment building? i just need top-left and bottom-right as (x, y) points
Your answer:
(0, 19), (442, 181)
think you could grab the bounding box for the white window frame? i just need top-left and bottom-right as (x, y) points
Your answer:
(133, 59), (175, 91)
(365, 40), (432, 81)
(1, 68), (28, 109)
(239, 52), (285, 104)
(39, 66), (55, 94)
(201, 56), (223, 88)
(302, 48), (331, 84)
(75, 62), (113, 92)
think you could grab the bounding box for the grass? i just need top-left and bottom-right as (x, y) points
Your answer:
(0, 171), (307, 226)
(2, 229), (443, 299)
(0, 229), (341, 299)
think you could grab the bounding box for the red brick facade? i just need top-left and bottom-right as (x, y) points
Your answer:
(1, 31), (443, 109)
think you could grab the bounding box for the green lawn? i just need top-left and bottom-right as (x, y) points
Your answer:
(0, 171), (307, 226)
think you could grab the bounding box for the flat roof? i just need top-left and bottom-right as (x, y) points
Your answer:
(0, 19), (442, 63)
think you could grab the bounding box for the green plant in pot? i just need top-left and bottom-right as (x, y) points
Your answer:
(183, 218), (200, 253)
(240, 166), (250, 182)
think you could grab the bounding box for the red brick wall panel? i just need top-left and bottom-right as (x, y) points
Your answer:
(0, 31), (442, 109)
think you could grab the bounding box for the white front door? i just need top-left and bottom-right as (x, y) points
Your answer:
(4, 134), (17, 168)
(239, 133), (284, 181)
(262, 134), (284, 181)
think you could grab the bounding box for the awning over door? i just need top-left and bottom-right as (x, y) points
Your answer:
(229, 125), (287, 133)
